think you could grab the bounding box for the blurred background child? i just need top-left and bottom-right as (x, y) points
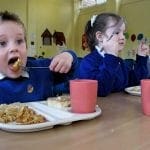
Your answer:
(78, 12), (149, 97)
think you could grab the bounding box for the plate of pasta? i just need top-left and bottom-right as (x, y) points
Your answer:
(125, 86), (141, 96)
(0, 100), (101, 132)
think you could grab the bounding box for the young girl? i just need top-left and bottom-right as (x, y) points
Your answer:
(78, 12), (149, 97)
(0, 11), (78, 104)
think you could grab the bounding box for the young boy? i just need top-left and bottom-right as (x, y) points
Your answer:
(0, 11), (78, 104)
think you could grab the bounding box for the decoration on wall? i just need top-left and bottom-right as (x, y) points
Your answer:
(53, 31), (66, 46)
(131, 34), (136, 42)
(125, 31), (150, 59)
(137, 33), (144, 41)
(124, 32), (129, 40)
(82, 33), (88, 50)
(131, 48), (136, 57)
(56, 42), (67, 52)
(41, 28), (52, 45)
(38, 52), (45, 58)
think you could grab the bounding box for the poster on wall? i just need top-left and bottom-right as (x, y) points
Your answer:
(41, 29), (52, 45)
(53, 31), (67, 52)
(53, 31), (66, 45)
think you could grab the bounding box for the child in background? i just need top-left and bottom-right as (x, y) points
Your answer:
(78, 12), (149, 97)
(0, 11), (78, 104)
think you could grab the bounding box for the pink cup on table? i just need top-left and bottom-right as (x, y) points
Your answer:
(141, 79), (150, 115)
(70, 79), (98, 113)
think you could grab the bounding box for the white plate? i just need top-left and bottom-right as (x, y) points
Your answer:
(0, 102), (101, 132)
(125, 86), (141, 96)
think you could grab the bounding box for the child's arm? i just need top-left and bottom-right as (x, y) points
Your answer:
(49, 50), (77, 73)
(50, 50), (78, 96)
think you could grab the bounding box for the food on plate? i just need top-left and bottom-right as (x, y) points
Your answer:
(12, 58), (22, 72)
(125, 86), (141, 96)
(47, 95), (71, 109)
(0, 103), (46, 124)
(130, 86), (141, 93)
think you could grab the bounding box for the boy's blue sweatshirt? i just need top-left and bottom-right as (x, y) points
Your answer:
(0, 51), (78, 104)
(78, 49), (148, 97)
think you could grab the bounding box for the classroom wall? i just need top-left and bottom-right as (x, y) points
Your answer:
(27, 0), (75, 57)
(0, 0), (27, 27)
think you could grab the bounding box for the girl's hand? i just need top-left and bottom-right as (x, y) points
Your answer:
(137, 41), (149, 56)
(49, 52), (73, 73)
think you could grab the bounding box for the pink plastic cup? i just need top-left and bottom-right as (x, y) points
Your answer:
(70, 79), (98, 113)
(141, 79), (150, 115)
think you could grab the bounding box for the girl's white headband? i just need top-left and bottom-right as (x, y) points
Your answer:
(91, 15), (97, 27)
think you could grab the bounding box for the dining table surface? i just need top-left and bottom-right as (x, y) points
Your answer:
(1, 92), (150, 150)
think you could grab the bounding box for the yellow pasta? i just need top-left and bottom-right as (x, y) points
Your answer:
(0, 103), (46, 124)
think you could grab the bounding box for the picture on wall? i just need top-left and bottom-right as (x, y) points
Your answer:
(41, 28), (52, 45)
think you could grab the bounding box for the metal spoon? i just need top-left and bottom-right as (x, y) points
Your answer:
(21, 66), (49, 71)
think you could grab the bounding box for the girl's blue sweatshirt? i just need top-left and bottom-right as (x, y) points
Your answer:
(78, 49), (148, 96)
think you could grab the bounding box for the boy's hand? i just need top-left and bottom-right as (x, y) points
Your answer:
(49, 52), (73, 73)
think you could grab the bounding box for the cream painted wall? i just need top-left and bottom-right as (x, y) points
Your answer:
(28, 0), (75, 57)
(0, 0), (27, 28)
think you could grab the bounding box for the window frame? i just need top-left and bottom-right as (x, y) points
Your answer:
(80, 0), (107, 9)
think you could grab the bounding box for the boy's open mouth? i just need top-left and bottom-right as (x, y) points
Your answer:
(8, 57), (22, 72)
(8, 57), (18, 65)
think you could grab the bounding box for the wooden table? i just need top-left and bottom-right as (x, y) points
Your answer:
(0, 92), (150, 150)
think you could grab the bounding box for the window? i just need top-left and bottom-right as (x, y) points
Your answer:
(80, 0), (107, 8)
